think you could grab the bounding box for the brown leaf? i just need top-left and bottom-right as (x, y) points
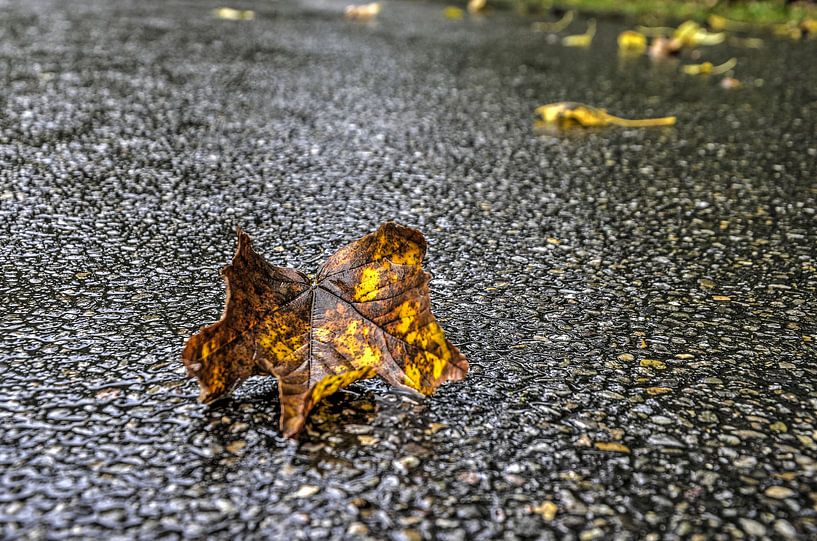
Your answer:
(182, 222), (469, 437)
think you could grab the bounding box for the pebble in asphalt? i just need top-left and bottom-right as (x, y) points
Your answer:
(1, 0), (816, 539)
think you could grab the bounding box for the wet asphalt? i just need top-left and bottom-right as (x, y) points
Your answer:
(1, 0), (817, 539)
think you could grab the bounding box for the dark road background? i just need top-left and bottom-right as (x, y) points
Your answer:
(1, 0), (816, 539)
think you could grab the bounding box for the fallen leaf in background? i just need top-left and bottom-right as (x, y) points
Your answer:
(182, 223), (469, 438)
(673, 20), (725, 47)
(345, 2), (381, 21)
(635, 25), (674, 37)
(535, 102), (676, 129)
(802, 18), (817, 37)
(720, 76), (742, 90)
(562, 19), (596, 47)
(682, 57), (737, 75)
(707, 14), (751, 32)
(532, 10), (574, 33)
(443, 6), (464, 20)
(648, 36), (681, 59)
(213, 7), (255, 21)
(773, 22), (802, 40)
(467, 0), (486, 15)
(729, 36), (764, 48)
(618, 30), (647, 54)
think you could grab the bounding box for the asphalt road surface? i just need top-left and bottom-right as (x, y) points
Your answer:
(2, 0), (816, 539)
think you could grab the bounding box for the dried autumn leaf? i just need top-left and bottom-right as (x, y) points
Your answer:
(535, 102), (676, 129)
(182, 222), (469, 438)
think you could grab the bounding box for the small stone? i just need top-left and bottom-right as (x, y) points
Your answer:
(646, 387), (672, 396)
(738, 518), (766, 537)
(531, 501), (557, 521)
(734, 456), (757, 468)
(764, 486), (795, 499)
(617, 353), (634, 362)
(214, 498), (236, 514)
(225, 440), (246, 454)
(425, 423), (448, 435)
(345, 424), (373, 434)
(394, 455), (420, 473)
(774, 519), (798, 539)
(712, 295), (731, 301)
(647, 434), (685, 447)
(594, 442), (630, 453)
(358, 435), (379, 445)
(640, 359), (667, 369)
(347, 522), (368, 535)
(396, 529), (422, 541)
(579, 527), (604, 541)
(770, 422), (788, 433)
(293, 485), (320, 498)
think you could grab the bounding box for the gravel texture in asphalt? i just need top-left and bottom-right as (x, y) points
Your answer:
(1, 0), (816, 539)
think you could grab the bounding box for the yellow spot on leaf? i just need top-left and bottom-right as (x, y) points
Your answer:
(395, 300), (418, 334)
(354, 266), (383, 302)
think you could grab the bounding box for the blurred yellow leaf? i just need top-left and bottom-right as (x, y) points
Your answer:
(802, 18), (817, 37)
(345, 2), (381, 21)
(532, 10), (574, 33)
(443, 6), (464, 20)
(682, 58), (736, 75)
(773, 22), (802, 40)
(562, 19), (596, 47)
(467, 0), (486, 14)
(720, 76), (742, 90)
(213, 7), (255, 21)
(729, 36), (764, 48)
(618, 30), (647, 54)
(635, 25), (674, 37)
(674, 20), (725, 47)
(535, 102), (676, 129)
(707, 14), (751, 32)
